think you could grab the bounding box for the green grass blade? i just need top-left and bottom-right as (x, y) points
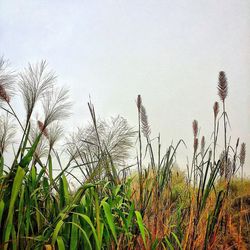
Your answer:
(11, 225), (17, 250)
(135, 211), (146, 248)
(0, 199), (4, 227)
(72, 212), (101, 250)
(52, 219), (64, 245)
(67, 221), (92, 250)
(3, 166), (25, 250)
(70, 214), (79, 250)
(171, 232), (182, 250)
(57, 236), (65, 250)
(59, 174), (69, 208)
(19, 134), (42, 169)
(101, 200), (117, 244)
(165, 237), (174, 250)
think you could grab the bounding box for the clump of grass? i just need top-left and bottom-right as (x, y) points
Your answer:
(0, 57), (248, 250)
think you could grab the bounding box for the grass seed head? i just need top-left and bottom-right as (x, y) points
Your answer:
(201, 136), (205, 156)
(213, 101), (219, 119)
(0, 85), (10, 103)
(141, 105), (151, 138)
(192, 120), (198, 138)
(218, 71), (228, 102)
(137, 94), (142, 111)
(37, 120), (49, 138)
(240, 143), (246, 166)
(194, 138), (198, 152)
(0, 57), (15, 103)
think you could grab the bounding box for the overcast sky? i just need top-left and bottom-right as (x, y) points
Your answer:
(0, 0), (249, 174)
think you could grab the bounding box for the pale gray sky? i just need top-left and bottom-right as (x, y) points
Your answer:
(0, 1), (249, 174)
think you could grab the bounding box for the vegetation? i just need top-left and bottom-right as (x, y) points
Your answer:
(0, 57), (249, 249)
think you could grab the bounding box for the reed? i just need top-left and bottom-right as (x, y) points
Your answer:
(0, 58), (248, 249)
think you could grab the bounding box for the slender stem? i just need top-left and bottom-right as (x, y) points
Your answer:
(0, 106), (14, 116)
(191, 151), (196, 188)
(136, 102), (143, 213)
(7, 102), (25, 131)
(223, 101), (227, 168)
(213, 117), (216, 169)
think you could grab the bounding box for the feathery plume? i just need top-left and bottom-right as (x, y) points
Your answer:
(140, 105), (151, 138)
(42, 87), (71, 128)
(19, 60), (56, 121)
(0, 114), (16, 154)
(218, 71), (228, 102)
(0, 57), (15, 103)
(66, 115), (135, 166)
(47, 122), (63, 149)
(30, 124), (49, 159)
(0, 85), (10, 103)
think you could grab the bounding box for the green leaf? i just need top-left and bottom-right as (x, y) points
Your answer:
(72, 212), (101, 250)
(70, 214), (79, 250)
(0, 199), (4, 226)
(59, 174), (69, 208)
(165, 237), (174, 250)
(11, 225), (17, 250)
(67, 221), (92, 250)
(19, 134), (42, 168)
(101, 201), (117, 244)
(43, 177), (49, 194)
(113, 185), (121, 196)
(135, 211), (146, 247)
(3, 166), (25, 250)
(52, 220), (64, 245)
(57, 236), (65, 250)
(127, 202), (135, 229)
(171, 232), (182, 250)
(17, 186), (25, 245)
(151, 239), (159, 250)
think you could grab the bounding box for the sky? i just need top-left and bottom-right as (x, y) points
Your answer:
(0, 0), (250, 175)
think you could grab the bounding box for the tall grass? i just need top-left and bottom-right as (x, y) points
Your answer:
(0, 57), (249, 249)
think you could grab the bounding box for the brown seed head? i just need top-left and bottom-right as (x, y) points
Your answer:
(137, 95), (142, 111)
(219, 151), (226, 177)
(193, 138), (198, 152)
(201, 136), (205, 155)
(213, 101), (219, 119)
(218, 71), (228, 102)
(0, 58), (15, 103)
(192, 120), (198, 138)
(240, 143), (246, 166)
(0, 85), (10, 103)
(225, 158), (232, 180)
(37, 120), (49, 138)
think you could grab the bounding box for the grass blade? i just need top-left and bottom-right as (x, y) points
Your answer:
(101, 200), (117, 244)
(3, 166), (25, 250)
(135, 211), (146, 248)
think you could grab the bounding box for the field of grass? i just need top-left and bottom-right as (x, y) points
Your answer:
(0, 58), (249, 249)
